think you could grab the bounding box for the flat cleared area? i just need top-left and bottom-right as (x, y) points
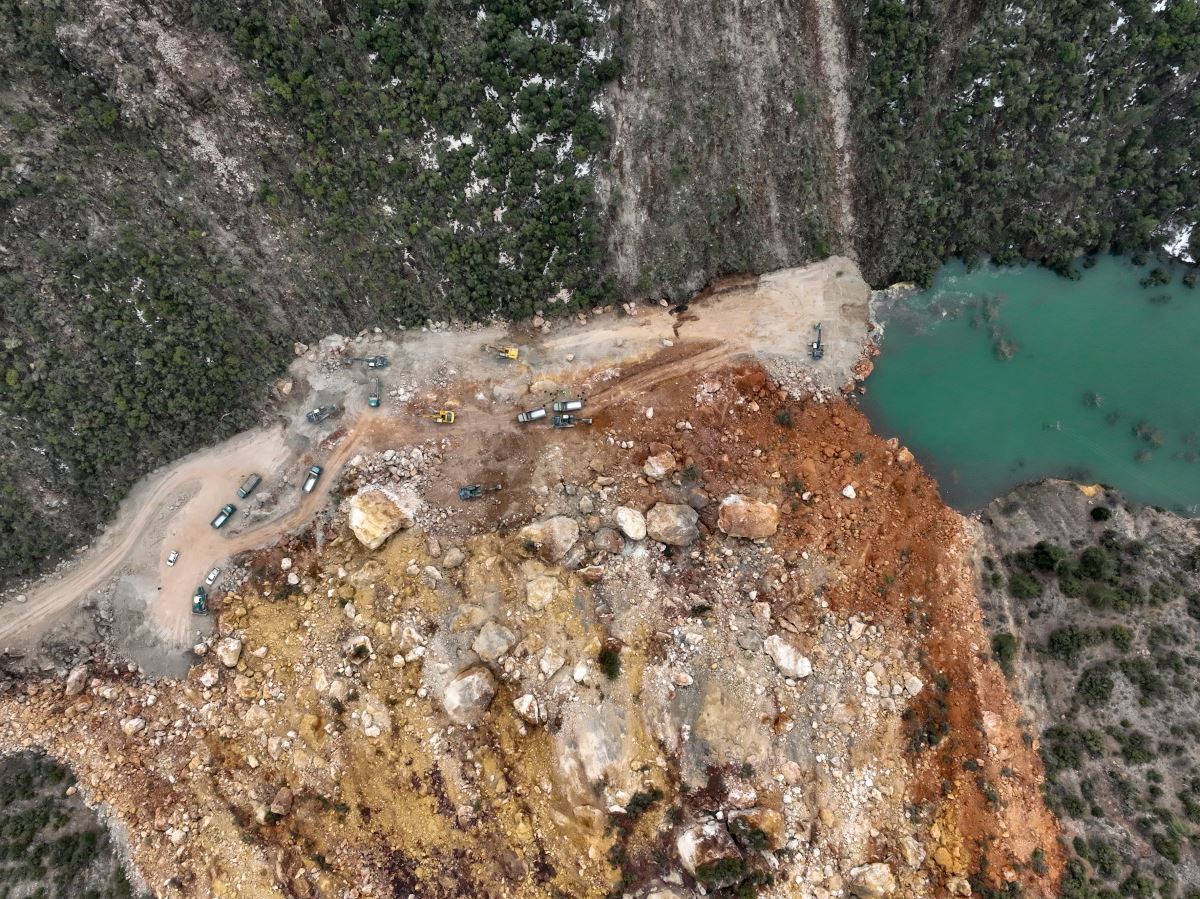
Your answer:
(0, 257), (869, 673)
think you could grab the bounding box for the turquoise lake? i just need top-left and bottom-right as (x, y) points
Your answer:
(860, 257), (1200, 514)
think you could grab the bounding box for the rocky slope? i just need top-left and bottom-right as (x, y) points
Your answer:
(975, 480), (1200, 897)
(0, 360), (1060, 898)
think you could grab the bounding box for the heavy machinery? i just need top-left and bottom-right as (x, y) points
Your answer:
(458, 484), (502, 501)
(482, 344), (519, 361)
(303, 465), (323, 493)
(349, 355), (388, 368)
(237, 473), (261, 499)
(552, 414), (592, 429)
(193, 586), (209, 615)
(432, 410), (456, 424)
(211, 504), (236, 529)
(516, 407), (547, 423)
(368, 378), (381, 408)
(810, 323), (824, 361)
(306, 404), (339, 424)
(552, 398), (583, 413)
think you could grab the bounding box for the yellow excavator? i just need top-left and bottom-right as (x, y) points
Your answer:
(431, 410), (456, 424)
(482, 344), (519, 361)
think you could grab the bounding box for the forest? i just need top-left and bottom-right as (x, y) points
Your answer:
(845, 0), (1200, 285)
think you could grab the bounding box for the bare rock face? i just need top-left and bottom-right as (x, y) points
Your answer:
(675, 819), (743, 882)
(615, 506), (647, 540)
(764, 635), (811, 679)
(441, 667), (497, 725)
(717, 495), (779, 539)
(646, 503), (700, 546)
(518, 516), (580, 562)
(348, 486), (418, 550)
(849, 863), (897, 898)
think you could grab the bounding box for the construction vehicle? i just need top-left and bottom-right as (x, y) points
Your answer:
(211, 504), (236, 529)
(432, 410), (456, 424)
(303, 465), (323, 494)
(193, 586), (209, 615)
(517, 406), (547, 423)
(349, 355), (388, 368)
(553, 414), (593, 429)
(458, 484), (502, 501)
(237, 473), (261, 499)
(306, 404), (339, 424)
(552, 398), (584, 413)
(368, 378), (381, 408)
(482, 344), (519, 361)
(810, 323), (824, 361)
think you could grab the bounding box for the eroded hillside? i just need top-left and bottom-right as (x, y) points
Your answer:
(0, 360), (1059, 898)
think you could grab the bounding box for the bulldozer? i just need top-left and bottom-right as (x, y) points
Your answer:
(431, 410), (456, 424)
(482, 344), (519, 361)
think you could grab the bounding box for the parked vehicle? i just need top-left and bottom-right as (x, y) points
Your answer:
(552, 398), (583, 413)
(303, 465), (323, 493)
(458, 484), (501, 501)
(211, 504), (236, 529)
(192, 587), (208, 615)
(431, 410), (455, 424)
(349, 355), (388, 368)
(166, 549), (179, 567)
(516, 407), (547, 423)
(305, 404), (338, 424)
(368, 378), (381, 408)
(237, 473), (262, 499)
(482, 344), (519, 360)
(205, 567), (221, 586)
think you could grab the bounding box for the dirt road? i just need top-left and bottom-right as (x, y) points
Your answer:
(0, 257), (870, 670)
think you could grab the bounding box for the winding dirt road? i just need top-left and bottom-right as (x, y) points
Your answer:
(0, 256), (870, 664)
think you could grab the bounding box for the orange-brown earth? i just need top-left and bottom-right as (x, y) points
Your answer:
(0, 356), (1060, 898)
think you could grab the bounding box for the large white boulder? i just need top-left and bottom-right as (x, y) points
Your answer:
(348, 486), (419, 550)
(717, 495), (780, 539)
(518, 516), (580, 562)
(442, 667), (497, 725)
(646, 503), (700, 546)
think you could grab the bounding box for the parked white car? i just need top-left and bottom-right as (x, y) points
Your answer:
(205, 567), (221, 586)
(166, 550), (180, 567)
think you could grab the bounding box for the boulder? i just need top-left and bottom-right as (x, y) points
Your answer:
(121, 717), (146, 736)
(217, 637), (243, 669)
(643, 447), (677, 481)
(593, 528), (624, 554)
(518, 516), (580, 563)
(513, 693), (544, 725)
(270, 787), (294, 817)
(849, 863), (897, 899)
(442, 667), (497, 725)
(764, 635), (811, 679)
(646, 503), (700, 546)
(348, 486), (419, 550)
(472, 621), (517, 661)
(896, 447), (915, 470)
(614, 506), (647, 541)
(676, 819), (744, 883)
(717, 495), (780, 539)
(64, 665), (89, 696)
(442, 547), (466, 569)
(525, 576), (559, 610)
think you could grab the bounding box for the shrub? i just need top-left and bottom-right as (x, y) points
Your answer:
(1076, 665), (1114, 707)
(774, 408), (794, 428)
(1008, 572), (1041, 600)
(991, 633), (1018, 677)
(1079, 546), (1116, 581)
(1032, 541), (1067, 572)
(1091, 506), (1112, 521)
(598, 645), (621, 680)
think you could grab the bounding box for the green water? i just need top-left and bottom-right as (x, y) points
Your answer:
(861, 258), (1200, 514)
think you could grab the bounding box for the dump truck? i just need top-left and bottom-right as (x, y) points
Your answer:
(237, 473), (262, 499)
(306, 404), (338, 424)
(368, 378), (381, 408)
(552, 414), (592, 429)
(458, 484), (502, 501)
(349, 355), (388, 368)
(193, 586), (209, 615)
(552, 398), (583, 413)
(211, 504), (236, 529)
(303, 465), (323, 494)
(482, 344), (519, 361)
(431, 410), (456, 424)
(517, 407), (547, 423)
